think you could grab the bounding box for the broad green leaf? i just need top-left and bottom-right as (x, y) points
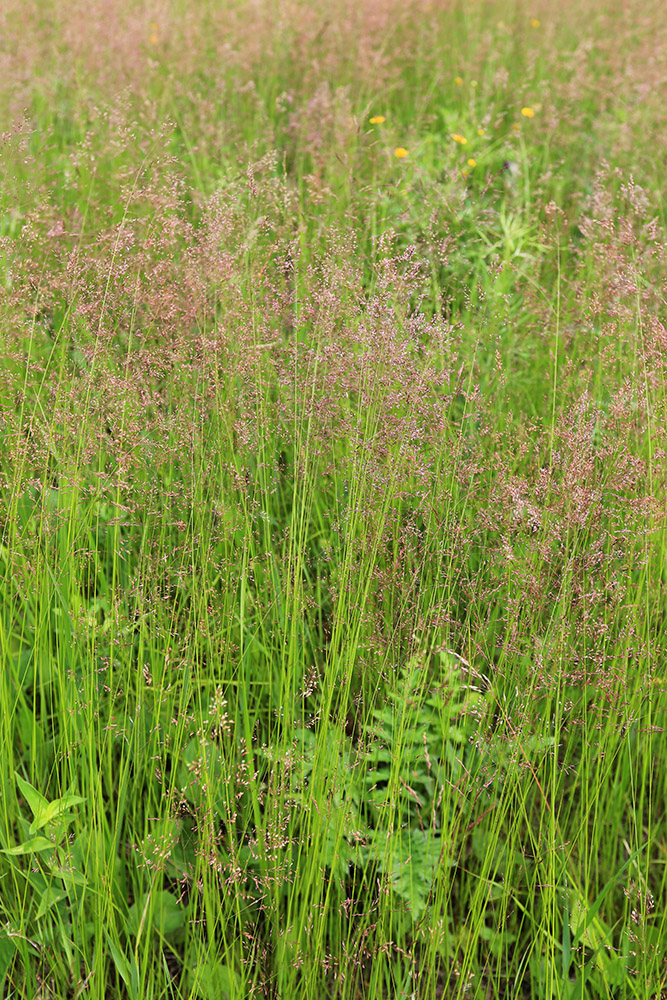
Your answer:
(29, 794), (86, 835)
(128, 890), (185, 938)
(15, 773), (49, 820)
(48, 861), (87, 886)
(0, 931), (16, 991)
(2, 836), (55, 855)
(188, 957), (241, 1000)
(363, 829), (443, 921)
(105, 932), (139, 999)
(36, 887), (68, 919)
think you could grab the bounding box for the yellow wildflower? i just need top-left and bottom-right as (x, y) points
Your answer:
(369, 115), (386, 124)
(512, 123), (521, 131)
(467, 158), (476, 168)
(477, 128), (485, 136)
(521, 107), (535, 118)
(455, 76), (464, 86)
(394, 147), (409, 158)
(462, 168), (470, 177)
(452, 133), (468, 145)
(530, 17), (540, 28)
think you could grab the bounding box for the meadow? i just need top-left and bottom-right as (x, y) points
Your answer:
(1, 0), (666, 997)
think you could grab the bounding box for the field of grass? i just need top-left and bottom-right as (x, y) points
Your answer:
(1, 0), (666, 997)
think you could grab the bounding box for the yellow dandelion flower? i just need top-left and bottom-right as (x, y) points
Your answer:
(467, 158), (476, 168)
(452, 133), (468, 145)
(512, 123), (521, 131)
(521, 107), (535, 118)
(394, 147), (409, 158)
(369, 115), (386, 124)
(477, 128), (485, 136)
(462, 168), (470, 177)
(530, 17), (540, 28)
(455, 76), (464, 86)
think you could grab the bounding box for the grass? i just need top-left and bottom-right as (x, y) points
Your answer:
(1, 0), (666, 997)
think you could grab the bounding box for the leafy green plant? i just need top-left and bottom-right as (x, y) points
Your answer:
(1, 774), (87, 974)
(262, 652), (488, 923)
(352, 652), (488, 920)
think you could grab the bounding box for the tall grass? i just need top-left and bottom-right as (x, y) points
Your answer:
(1, 0), (666, 997)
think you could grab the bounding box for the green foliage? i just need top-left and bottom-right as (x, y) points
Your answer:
(1, 1), (666, 997)
(260, 653), (487, 923)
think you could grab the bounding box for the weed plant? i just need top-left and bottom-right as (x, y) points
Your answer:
(0, 0), (666, 997)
